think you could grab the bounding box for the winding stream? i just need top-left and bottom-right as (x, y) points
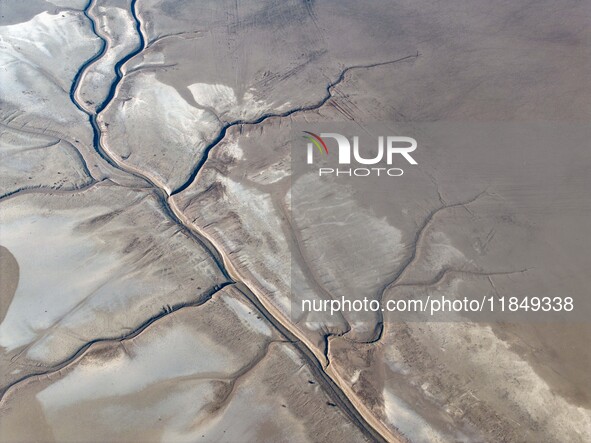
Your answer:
(66, 0), (392, 441)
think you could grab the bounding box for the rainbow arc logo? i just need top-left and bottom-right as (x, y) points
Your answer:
(302, 131), (329, 155)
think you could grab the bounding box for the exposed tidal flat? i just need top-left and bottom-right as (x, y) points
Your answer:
(0, 0), (590, 441)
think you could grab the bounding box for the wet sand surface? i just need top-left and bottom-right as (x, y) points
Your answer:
(493, 323), (591, 407)
(1, 0), (590, 441)
(0, 246), (19, 324)
(0, 286), (371, 442)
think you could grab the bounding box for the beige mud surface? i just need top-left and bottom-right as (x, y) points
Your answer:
(0, 246), (19, 325)
(1, 0), (590, 441)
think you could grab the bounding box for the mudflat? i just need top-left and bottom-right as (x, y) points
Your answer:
(0, 245), (19, 324)
(0, 0), (589, 441)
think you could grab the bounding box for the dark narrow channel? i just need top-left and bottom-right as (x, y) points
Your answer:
(67, 1), (390, 441)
